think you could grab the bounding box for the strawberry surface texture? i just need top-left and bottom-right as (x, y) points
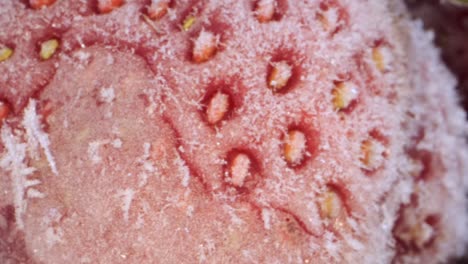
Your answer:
(0, 0), (467, 263)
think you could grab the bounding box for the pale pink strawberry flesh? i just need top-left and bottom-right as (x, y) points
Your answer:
(0, 1), (467, 263)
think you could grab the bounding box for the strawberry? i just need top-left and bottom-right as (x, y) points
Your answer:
(0, 1), (466, 263)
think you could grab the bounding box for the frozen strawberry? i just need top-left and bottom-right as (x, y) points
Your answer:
(0, 1), (466, 264)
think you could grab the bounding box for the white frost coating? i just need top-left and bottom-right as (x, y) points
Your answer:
(0, 125), (41, 230)
(116, 188), (135, 222)
(99, 86), (116, 103)
(186, 205), (194, 217)
(27, 188), (46, 199)
(111, 138), (122, 148)
(261, 208), (272, 230)
(174, 153), (190, 187)
(45, 226), (64, 248)
(223, 204), (245, 226)
(22, 99), (58, 175)
(87, 141), (104, 165)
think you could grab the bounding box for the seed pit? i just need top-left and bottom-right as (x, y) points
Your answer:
(97, 0), (124, 14)
(253, 0), (288, 23)
(205, 91), (231, 125)
(282, 122), (319, 168)
(317, 0), (349, 35)
(393, 201), (440, 253)
(359, 130), (388, 172)
(224, 149), (261, 193)
(145, 0), (172, 20)
(192, 30), (219, 63)
(331, 81), (359, 112)
(0, 46), (14, 62)
(266, 49), (303, 94)
(200, 78), (243, 126)
(318, 183), (352, 232)
(284, 129), (307, 166)
(176, 0), (205, 32)
(371, 40), (393, 73)
(229, 153), (251, 187)
(39, 38), (60, 60)
(319, 185), (345, 221)
(406, 149), (440, 181)
(29, 0), (57, 9)
(268, 61), (292, 92)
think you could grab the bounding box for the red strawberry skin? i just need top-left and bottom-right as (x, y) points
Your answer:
(0, 1), (467, 263)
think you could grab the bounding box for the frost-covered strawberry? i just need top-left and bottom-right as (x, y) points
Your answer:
(0, 1), (467, 263)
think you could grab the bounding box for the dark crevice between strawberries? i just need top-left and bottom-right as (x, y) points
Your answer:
(266, 48), (305, 95)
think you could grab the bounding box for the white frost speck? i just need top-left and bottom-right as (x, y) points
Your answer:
(187, 205), (194, 217)
(87, 141), (104, 165)
(112, 138), (122, 148)
(261, 208), (272, 230)
(116, 188), (135, 222)
(174, 153), (190, 187)
(27, 188), (46, 199)
(99, 86), (116, 103)
(22, 99), (58, 175)
(45, 227), (63, 248)
(0, 125), (39, 230)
